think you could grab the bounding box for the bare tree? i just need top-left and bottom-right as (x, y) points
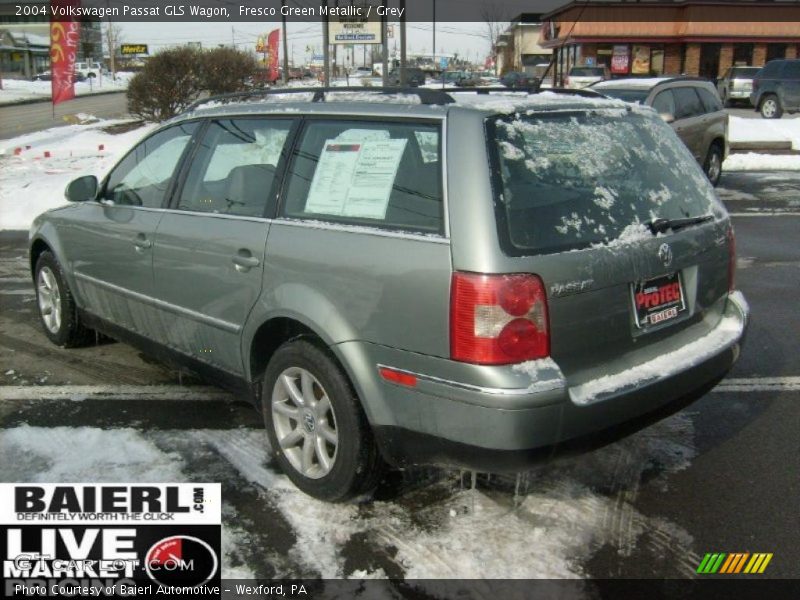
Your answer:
(104, 22), (124, 81)
(480, 1), (509, 74)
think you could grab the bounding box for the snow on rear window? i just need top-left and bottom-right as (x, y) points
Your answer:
(489, 110), (722, 255)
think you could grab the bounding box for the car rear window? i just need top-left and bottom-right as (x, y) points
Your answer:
(487, 110), (722, 255)
(570, 67), (605, 77)
(281, 120), (443, 234)
(730, 67), (760, 78)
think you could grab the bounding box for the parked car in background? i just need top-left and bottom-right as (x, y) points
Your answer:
(437, 70), (480, 87)
(716, 66), (761, 107)
(750, 59), (800, 118)
(592, 77), (728, 185)
(387, 67), (426, 87)
(500, 70), (538, 89)
(74, 62), (103, 79)
(353, 67), (373, 78)
(566, 66), (609, 88)
(29, 87), (747, 501)
(32, 71), (52, 81)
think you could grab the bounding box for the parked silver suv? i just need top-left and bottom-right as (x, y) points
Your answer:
(29, 88), (748, 501)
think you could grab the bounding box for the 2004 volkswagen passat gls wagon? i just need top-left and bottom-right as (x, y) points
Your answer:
(29, 88), (749, 501)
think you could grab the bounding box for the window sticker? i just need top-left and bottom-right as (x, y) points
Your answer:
(305, 138), (408, 220)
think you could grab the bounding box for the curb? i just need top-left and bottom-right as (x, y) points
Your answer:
(729, 141), (799, 155)
(0, 89), (126, 107)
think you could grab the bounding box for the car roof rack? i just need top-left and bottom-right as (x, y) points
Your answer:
(184, 85), (604, 113)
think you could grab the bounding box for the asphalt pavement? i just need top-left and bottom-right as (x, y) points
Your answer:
(0, 92), (129, 140)
(0, 169), (798, 581)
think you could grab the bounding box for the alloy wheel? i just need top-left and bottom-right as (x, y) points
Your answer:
(37, 266), (62, 334)
(271, 367), (338, 479)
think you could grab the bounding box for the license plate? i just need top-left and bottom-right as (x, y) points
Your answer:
(631, 272), (686, 328)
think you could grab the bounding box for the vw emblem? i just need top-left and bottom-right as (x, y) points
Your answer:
(658, 243), (673, 267)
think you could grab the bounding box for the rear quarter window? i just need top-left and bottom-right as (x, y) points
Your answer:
(488, 110), (723, 255)
(280, 120), (443, 235)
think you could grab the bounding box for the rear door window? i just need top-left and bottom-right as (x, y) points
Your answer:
(651, 89), (676, 115)
(280, 120), (443, 234)
(784, 61), (800, 79)
(672, 87), (705, 118)
(488, 110), (722, 255)
(697, 87), (723, 113)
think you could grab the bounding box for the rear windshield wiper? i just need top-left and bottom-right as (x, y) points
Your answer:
(647, 214), (714, 234)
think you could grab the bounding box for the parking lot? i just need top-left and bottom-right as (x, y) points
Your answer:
(1, 167), (798, 581)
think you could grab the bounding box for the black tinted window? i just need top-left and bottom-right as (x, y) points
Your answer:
(281, 121), (443, 234)
(177, 119), (293, 217)
(697, 87), (723, 113)
(103, 123), (197, 208)
(759, 61), (783, 77)
(651, 89), (676, 115)
(784, 61), (800, 78)
(672, 87), (705, 118)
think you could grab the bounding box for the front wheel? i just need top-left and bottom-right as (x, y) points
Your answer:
(262, 339), (384, 501)
(34, 251), (93, 347)
(760, 95), (783, 119)
(703, 143), (723, 187)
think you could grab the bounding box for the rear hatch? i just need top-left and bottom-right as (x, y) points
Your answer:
(487, 107), (733, 386)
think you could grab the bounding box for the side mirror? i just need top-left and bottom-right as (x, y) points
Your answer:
(65, 175), (98, 202)
(659, 112), (676, 124)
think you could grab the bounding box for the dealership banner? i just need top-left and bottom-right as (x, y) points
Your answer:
(0, 483), (221, 598)
(267, 29), (280, 83)
(49, 0), (81, 107)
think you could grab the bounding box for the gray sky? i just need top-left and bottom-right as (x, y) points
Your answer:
(118, 21), (496, 65)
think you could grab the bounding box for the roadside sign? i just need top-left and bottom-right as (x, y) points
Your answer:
(440, 57), (448, 69)
(120, 44), (148, 55)
(585, 57), (595, 66)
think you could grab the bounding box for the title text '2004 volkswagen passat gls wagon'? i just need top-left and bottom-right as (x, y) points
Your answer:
(29, 88), (749, 501)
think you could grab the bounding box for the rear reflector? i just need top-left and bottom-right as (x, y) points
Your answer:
(450, 272), (549, 365)
(379, 367), (417, 388)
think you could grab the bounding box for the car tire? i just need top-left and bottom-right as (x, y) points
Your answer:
(703, 143), (724, 187)
(262, 339), (385, 501)
(34, 251), (94, 347)
(760, 95), (783, 119)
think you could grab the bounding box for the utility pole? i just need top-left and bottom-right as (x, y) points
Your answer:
(281, 0), (289, 84)
(231, 26), (235, 48)
(432, 0), (436, 71)
(323, 1), (330, 86)
(381, 12), (388, 86)
(399, 0), (407, 86)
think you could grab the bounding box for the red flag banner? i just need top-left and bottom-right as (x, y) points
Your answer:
(267, 29), (280, 83)
(50, 0), (81, 106)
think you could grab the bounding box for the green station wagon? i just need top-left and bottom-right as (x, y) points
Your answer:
(29, 88), (749, 501)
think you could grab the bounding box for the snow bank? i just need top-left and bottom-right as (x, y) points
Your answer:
(723, 152), (800, 171)
(0, 72), (135, 105)
(0, 119), (155, 230)
(729, 115), (800, 150)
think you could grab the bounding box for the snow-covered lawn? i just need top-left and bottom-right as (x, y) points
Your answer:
(0, 118), (155, 230)
(0, 72), (135, 105)
(729, 115), (800, 150)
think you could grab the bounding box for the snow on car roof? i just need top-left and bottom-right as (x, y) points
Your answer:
(449, 90), (631, 113)
(592, 78), (673, 89)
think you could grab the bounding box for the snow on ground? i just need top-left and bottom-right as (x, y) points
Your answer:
(0, 119), (156, 230)
(723, 152), (800, 172)
(0, 413), (700, 583)
(729, 115), (800, 150)
(0, 72), (134, 105)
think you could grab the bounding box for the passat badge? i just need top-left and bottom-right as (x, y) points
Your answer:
(658, 243), (673, 267)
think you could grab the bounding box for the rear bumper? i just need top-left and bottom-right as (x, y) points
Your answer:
(340, 291), (749, 471)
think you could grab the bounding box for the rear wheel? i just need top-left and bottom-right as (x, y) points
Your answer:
(35, 251), (93, 347)
(760, 95), (782, 119)
(262, 339), (384, 501)
(703, 143), (723, 187)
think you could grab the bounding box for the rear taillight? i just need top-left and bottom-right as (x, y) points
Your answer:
(727, 227), (736, 291)
(450, 272), (549, 365)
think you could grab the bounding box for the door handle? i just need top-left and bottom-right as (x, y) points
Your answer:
(232, 250), (260, 272)
(133, 234), (151, 251)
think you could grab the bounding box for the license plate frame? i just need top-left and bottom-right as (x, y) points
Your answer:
(631, 272), (687, 329)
